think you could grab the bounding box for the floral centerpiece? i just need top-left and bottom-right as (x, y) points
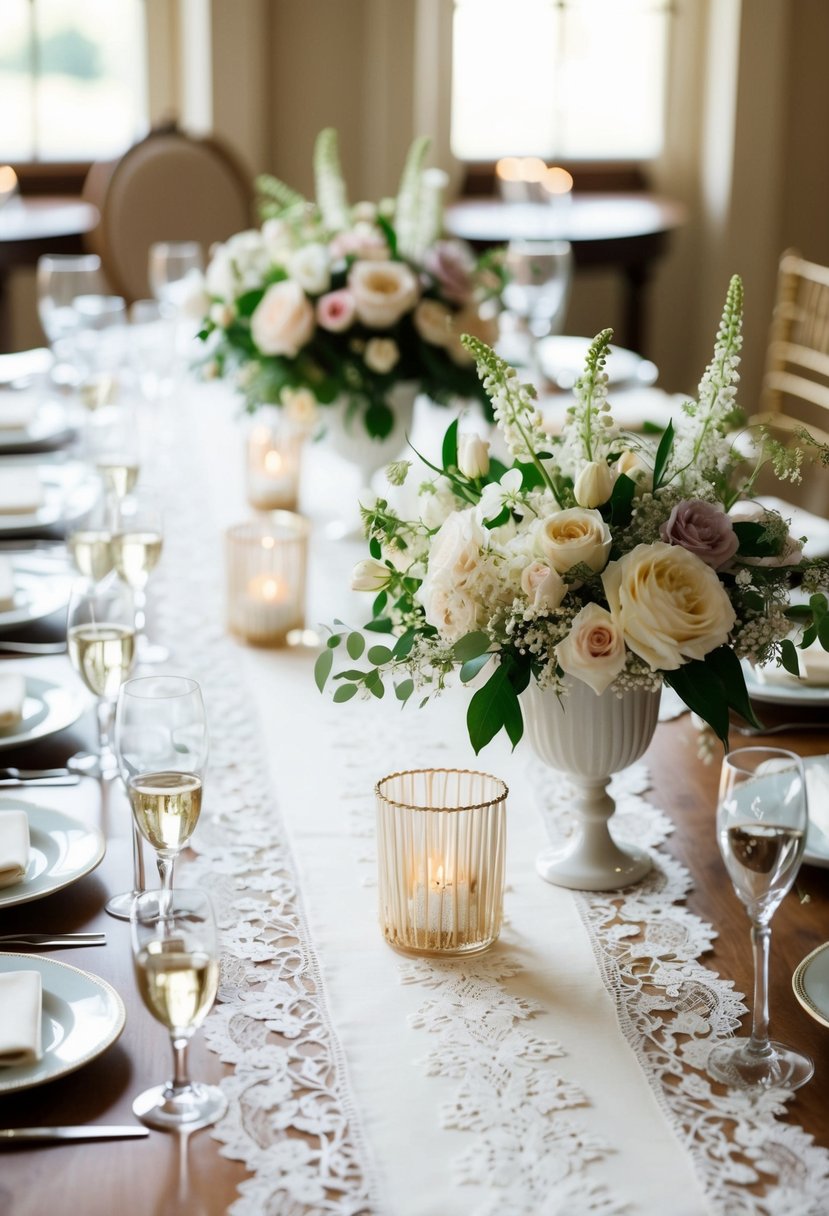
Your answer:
(198, 129), (502, 440)
(316, 276), (829, 752)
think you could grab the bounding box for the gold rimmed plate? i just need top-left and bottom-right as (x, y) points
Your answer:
(793, 941), (829, 1030)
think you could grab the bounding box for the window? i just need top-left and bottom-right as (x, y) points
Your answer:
(0, 0), (148, 162)
(451, 0), (673, 162)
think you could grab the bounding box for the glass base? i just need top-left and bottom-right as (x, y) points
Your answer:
(68, 750), (118, 781)
(707, 1037), (814, 1091)
(105, 889), (140, 920)
(132, 1081), (228, 1132)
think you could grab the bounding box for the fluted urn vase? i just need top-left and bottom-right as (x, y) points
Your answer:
(522, 677), (661, 891)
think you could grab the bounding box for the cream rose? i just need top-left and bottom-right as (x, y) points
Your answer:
(413, 299), (452, 346)
(556, 603), (627, 695)
(348, 260), (419, 328)
(250, 281), (315, 357)
(602, 541), (736, 671)
(364, 337), (400, 374)
(419, 586), (480, 644)
(447, 305), (498, 366)
(573, 460), (617, 509)
(418, 509), (484, 642)
(537, 508), (612, 575)
(520, 561), (566, 612)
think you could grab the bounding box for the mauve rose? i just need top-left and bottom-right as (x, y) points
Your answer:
(659, 499), (739, 570)
(423, 240), (476, 306)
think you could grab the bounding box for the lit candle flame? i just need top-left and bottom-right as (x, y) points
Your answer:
(264, 449), (283, 476)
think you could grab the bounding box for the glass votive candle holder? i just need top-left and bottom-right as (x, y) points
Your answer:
(375, 768), (508, 958)
(226, 514), (309, 647)
(245, 410), (303, 511)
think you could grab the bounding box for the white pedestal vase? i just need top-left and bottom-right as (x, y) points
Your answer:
(522, 677), (661, 891)
(320, 382), (417, 538)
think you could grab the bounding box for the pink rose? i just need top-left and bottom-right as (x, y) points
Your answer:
(317, 289), (356, 333)
(250, 281), (314, 357)
(423, 240), (476, 305)
(660, 499), (739, 570)
(556, 603), (627, 695)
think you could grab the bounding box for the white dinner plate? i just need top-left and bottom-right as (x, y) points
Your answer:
(0, 675), (84, 751)
(0, 799), (105, 908)
(804, 757), (829, 868)
(0, 954), (125, 1093)
(537, 335), (659, 391)
(0, 562), (73, 629)
(0, 401), (74, 455)
(0, 461), (99, 537)
(741, 659), (829, 707)
(792, 941), (829, 1030)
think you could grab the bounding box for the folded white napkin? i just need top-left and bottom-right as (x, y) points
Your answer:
(0, 556), (13, 610)
(0, 971), (42, 1066)
(0, 469), (43, 515)
(755, 641), (829, 689)
(0, 393), (38, 431)
(0, 673), (25, 729)
(0, 810), (29, 888)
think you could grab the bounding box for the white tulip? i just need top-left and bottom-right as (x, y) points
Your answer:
(351, 558), (390, 593)
(458, 433), (490, 480)
(573, 460), (617, 509)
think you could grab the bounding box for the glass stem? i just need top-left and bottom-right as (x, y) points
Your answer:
(135, 589), (147, 636)
(131, 822), (146, 896)
(157, 855), (175, 892)
(169, 1035), (191, 1095)
(96, 697), (112, 759)
(748, 920), (772, 1056)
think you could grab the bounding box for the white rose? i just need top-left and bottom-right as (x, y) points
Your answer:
(573, 460), (617, 509)
(225, 230), (270, 288)
(349, 260), (419, 328)
(262, 218), (295, 262)
(205, 244), (234, 300)
(288, 243), (331, 295)
(364, 337), (400, 375)
(537, 508), (612, 575)
(458, 433), (490, 480)
(520, 561), (566, 612)
(250, 281), (315, 357)
(556, 603), (627, 695)
(419, 585), (480, 644)
(418, 509), (485, 642)
(176, 270), (210, 319)
(351, 558), (390, 593)
(602, 541), (736, 671)
(413, 299), (452, 347)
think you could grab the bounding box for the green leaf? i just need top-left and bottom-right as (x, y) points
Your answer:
(641, 420), (665, 435)
(483, 506), (511, 531)
(780, 638), (801, 677)
(785, 604), (812, 621)
(314, 648), (333, 692)
(664, 660), (730, 748)
(235, 289), (265, 318)
(367, 644), (393, 665)
(818, 615), (829, 651)
(365, 618), (394, 633)
(460, 653), (491, 683)
(365, 401), (394, 440)
(802, 624), (818, 648)
(488, 456), (509, 482)
(393, 629), (416, 659)
(375, 213), (397, 258)
(365, 669), (385, 699)
(607, 473), (635, 528)
(502, 682), (524, 749)
(452, 631), (492, 663)
(733, 521), (779, 558)
(441, 418), (459, 471)
(466, 663), (511, 754)
(372, 590), (387, 617)
(369, 537), (381, 560)
(506, 660), (531, 697)
(704, 645), (763, 730)
(812, 593), (828, 624)
(346, 632), (365, 659)
(333, 684), (358, 703)
(652, 419), (675, 491)
(332, 669), (367, 680)
(326, 634), (342, 649)
(515, 461), (545, 491)
(395, 678), (414, 702)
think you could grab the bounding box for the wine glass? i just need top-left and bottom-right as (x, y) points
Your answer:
(503, 239), (573, 378)
(73, 294), (128, 410)
(36, 253), (105, 382)
(115, 676), (208, 895)
(67, 492), (115, 585)
(148, 242), (204, 315)
(87, 403), (141, 506)
(707, 747), (813, 1091)
(111, 491), (168, 664)
(130, 888), (227, 1132)
(129, 299), (178, 404)
(66, 578), (136, 779)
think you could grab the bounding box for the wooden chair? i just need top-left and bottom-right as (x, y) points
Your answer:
(751, 249), (829, 517)
(82, 124), (253, 302)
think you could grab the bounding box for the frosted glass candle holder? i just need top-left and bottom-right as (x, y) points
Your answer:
(245, 410), (303, 511)
(226, 514), (309, 647)
(376, 768), (508, 958)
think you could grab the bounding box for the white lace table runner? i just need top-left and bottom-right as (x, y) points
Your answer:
(148, 387), (829, 1215)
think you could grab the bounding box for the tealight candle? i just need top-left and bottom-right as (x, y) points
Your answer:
(246, 413), (303, 511)
(226, 515), (309, 646)
(376, 768), (507, 958)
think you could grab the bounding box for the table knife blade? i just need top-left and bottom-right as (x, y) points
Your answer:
(0, 1126), (149, 1143)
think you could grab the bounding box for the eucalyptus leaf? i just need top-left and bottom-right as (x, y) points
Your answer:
(365, 618), (394, 633)
(460, 653), (492, 684)
(314, 648), (333, 692)
(346, 632), (365, 660)
(393, 629), (416, 659)
(333, 684), (358, 703)
(326, 634), (342, 648)
(395, 678), (414, 702)
(365, 669), (385, 699)
(818, 614), (829, 651)
(367, 644), (393, 665)
(780, 638), (801, 676)
(369, 537), (381, 560)
(452, 631), (492, 663)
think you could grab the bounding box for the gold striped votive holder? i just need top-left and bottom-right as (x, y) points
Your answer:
(375, 768), (508, 958)
(226, 513), (309, 647)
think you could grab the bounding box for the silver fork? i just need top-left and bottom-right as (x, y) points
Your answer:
(0, 933), (106, 949)
(733, 721), (829, 737)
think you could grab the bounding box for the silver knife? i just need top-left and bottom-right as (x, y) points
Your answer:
(0, 1126), (149, 1143)
(0, 777), (80, 788)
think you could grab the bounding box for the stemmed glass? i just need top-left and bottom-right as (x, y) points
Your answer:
(130, 888), (227, 1131)
(87, 403), (141, 507)
(503, 239), (574, 379)
(708, 747), (813, 1091)
(66, 578), (136, 778)
(112, 491), (168, 664)
(114, 676), (208, 895)
(73, 294), (128, 410)
(36, 253), (105, 383)
(148, 241), (204, 315)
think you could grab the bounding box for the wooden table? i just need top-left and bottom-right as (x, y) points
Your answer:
(445, 194), (687, 356)
(0, 197), (98, 352)
(0, 651), (826, 1211)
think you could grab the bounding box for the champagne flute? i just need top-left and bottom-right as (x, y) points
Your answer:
(112, 492), (168, 664)
(66, 578), (136, 779)
(67, 493), (115, 585)
(87, 403), (141, 505)
(707, 747), (813, 1090)
(130, 888), (227, 1132)
(115, 676), (208, 895)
